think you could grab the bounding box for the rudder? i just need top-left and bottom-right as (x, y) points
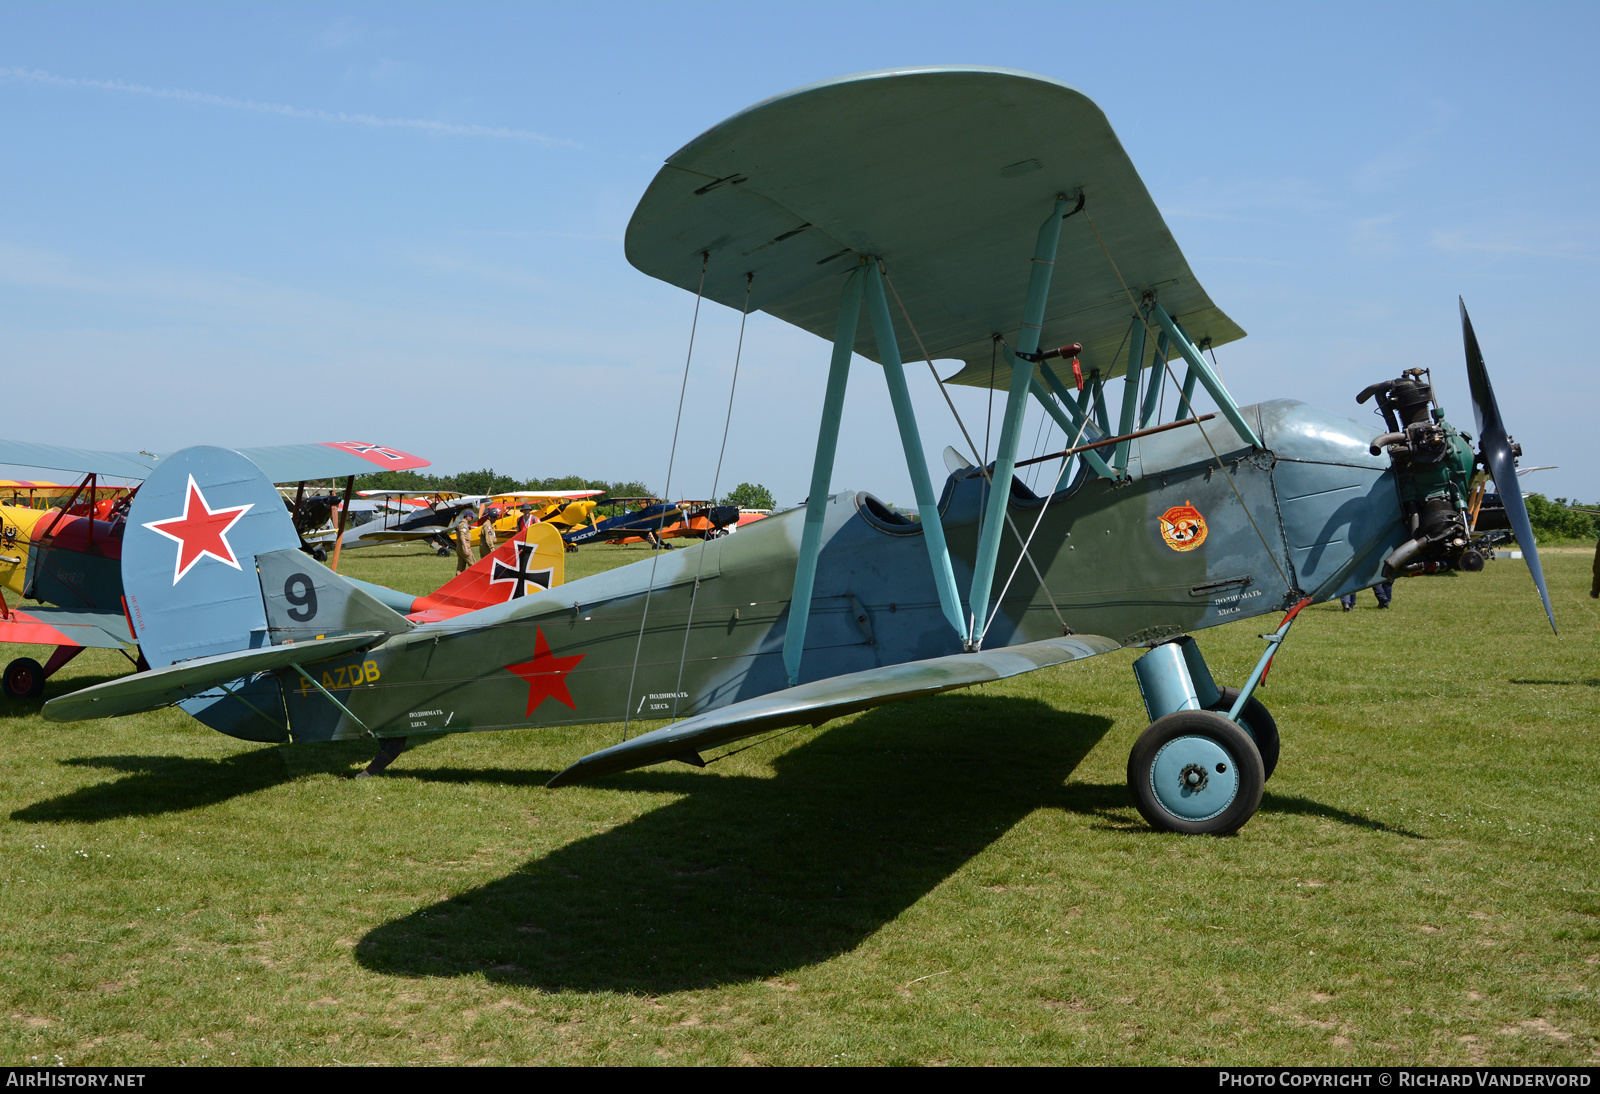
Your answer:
(123, 447), (304, 741)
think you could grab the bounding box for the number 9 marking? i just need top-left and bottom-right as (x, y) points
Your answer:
(284, 573), (318, 622)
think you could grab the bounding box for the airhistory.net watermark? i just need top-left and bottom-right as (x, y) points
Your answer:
(5, 1075), (145, 1088)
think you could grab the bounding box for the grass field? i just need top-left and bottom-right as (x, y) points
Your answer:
(1, 544), (1596, 1066)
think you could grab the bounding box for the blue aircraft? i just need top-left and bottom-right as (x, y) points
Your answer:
(40, 68), (1552, 835)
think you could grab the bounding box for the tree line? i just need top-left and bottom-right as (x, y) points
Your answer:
(350, 470), (776, 510)
(1524, 494), (1600, 544)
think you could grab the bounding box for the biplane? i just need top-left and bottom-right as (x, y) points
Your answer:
(338, 489), (603, 554)
(42, 68), (1553, 834)
(602, 501), (743, 546)
(562, 497), (684, 548)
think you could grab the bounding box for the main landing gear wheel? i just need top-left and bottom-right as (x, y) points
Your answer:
(3, 657), (46, 700)
(1208, 686), (1280, 781)
(1127, 710), (1265, 835)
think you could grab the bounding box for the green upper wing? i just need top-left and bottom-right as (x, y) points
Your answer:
(547, 633), (1120, 787)
(624, 66), (1242, 388)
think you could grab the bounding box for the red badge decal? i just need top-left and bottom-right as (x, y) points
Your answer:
(1159, 500), (1208, 552)
(504, 627), (585, 716)
(142, 476), (253, 584)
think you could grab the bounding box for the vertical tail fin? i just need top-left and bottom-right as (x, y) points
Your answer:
(122, 446), (305, 741)
(123, 447), (300, 668)
(256, 549), (412, 643)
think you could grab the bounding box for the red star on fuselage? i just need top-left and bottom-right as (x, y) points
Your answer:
(505, 627), (585, 717)
(142, 476), (254, 585)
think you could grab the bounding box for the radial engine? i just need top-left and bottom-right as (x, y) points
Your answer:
(1357, 367), (1483, 576)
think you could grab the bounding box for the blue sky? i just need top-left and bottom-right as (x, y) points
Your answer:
(2, 2), (1595, 507)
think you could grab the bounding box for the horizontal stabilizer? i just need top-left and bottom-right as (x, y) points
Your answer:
(547, 633), (1120, 788)
(256, 548), (412, 642)
(42, 631), (387, 723)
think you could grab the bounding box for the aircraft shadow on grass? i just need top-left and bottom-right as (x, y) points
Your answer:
(356, 695), (1116, 994)
(11, 741), (375, 823)
(1074, 784), (1422, 839)
(357, 693), (1428, 995)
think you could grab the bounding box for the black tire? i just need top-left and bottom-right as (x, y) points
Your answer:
(1208, 686), (1280, 781)
(311, 546), (328, 563)
(3, 657), (46, 700)
(1127, 709), (1265, 835)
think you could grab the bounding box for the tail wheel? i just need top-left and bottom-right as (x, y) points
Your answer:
(1127, 710), (1265, 835)
(1207, 686), (1280, 781)
(3, 657), (46, 700)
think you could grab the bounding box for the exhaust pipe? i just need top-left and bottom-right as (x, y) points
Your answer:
(1368, 431), (1406, 456)
(1382, 535), (1432, 577)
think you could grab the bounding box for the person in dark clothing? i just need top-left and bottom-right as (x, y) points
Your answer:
(451, 506), (475, 574)
(1342, 581), (1394, 611)
(1591, 536), (1599, 599)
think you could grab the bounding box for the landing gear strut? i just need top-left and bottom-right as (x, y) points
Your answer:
(1126, 601), (1309, 834)
(356, 736), (407, 778)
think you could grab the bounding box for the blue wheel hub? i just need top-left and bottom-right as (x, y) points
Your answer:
(1149, 734), (1240, 822)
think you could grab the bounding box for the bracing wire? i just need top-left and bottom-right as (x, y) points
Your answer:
(669, 273), (753, 722)
(622, 252), (707, 740)
(878, 265), (1070, 637)
(1081, 209), (1293, 596)
(979, 394), (1094, 643)
(1024, 398), (1051, 491)
(974, 316), (1149, 642)
(976, 339), (998, 578)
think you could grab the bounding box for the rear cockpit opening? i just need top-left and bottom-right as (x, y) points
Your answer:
(854, 492), (921, 535)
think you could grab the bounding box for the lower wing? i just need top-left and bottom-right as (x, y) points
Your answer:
(0, 606), (135, 650)
(547, 633), (1120, 787)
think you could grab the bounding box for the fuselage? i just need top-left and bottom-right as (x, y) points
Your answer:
(0, 504), (124, 613)
(222, 398), (1407, 745)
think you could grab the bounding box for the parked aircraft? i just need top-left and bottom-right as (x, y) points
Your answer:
(0, 439), (429, 697)
(339, 489), (602, 555)
(41, 68), (1552, 835)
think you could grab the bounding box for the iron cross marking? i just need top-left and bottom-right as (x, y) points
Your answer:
(489, 541), (554, 600)
(337, 442), (407, 461)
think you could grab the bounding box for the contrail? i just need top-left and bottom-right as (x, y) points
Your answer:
(1, 66), (574, 146)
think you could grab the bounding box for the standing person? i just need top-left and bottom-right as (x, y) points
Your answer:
(451, 505), (475, 574)
(1591, 534), (1599, 599)
(516, 504), (534, 534)
(479, 506), (501, 561)
(1341, 581), (1394, 611)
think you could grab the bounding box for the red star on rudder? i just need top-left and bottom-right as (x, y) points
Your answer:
(505, 627), (585, 717)
(142, 475), (254, 585)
